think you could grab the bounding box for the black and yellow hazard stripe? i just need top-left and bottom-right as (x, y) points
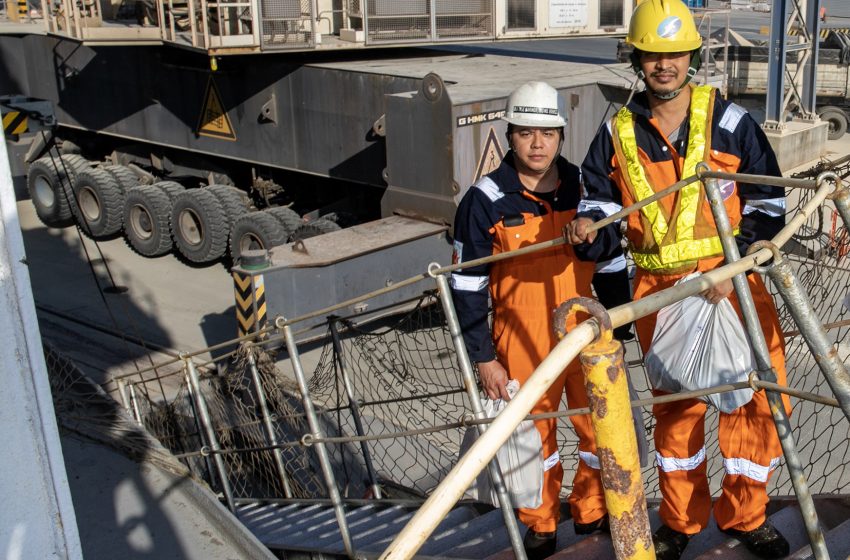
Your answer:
(233, 270), (267, 337)
(788, 27), (850, 38)
(2, 111), (28, 136)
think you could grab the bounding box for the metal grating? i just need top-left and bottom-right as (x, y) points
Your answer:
(362, 0), (493, 44)
(506, 0), (534, 30)
(260, 0), (314, 50)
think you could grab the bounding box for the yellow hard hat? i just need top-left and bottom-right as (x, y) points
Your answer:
(626, 0), (702, 53)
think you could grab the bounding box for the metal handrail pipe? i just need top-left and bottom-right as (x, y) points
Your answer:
(433, 271), (526, 559)
(113, 326), (277, 380)
(246, 350), (295, 498)
(282, 323), (355, 557)
(184, 357), (236, 512)
(330, 320), (384, 500)
(757, 240), (850, 425)
(170, 375), (841, 461)
(702, 170), (828, 560)
(697, 169), (818, 190)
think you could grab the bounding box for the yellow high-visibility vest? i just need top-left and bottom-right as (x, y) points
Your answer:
(614, 85), (734, 271)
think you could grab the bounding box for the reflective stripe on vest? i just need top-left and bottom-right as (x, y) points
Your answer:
(615, 85), (729, 271)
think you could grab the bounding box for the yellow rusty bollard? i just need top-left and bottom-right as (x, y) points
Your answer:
(554, 297), (654, 560)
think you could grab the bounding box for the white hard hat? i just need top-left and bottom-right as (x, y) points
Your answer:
(502, 81), (567, 128)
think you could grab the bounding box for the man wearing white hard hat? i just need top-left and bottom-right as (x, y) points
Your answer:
(451, 81), (630, 559)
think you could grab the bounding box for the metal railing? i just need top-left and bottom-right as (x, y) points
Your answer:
(109, 164), (850, 559)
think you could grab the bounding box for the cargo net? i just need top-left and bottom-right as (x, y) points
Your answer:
(130, 347), (327, 500)
(42, 342), (194, 480)
(360, 0), (493, 43)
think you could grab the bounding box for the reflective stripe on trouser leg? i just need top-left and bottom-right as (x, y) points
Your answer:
(564, 364), (606, 524)
(652, 395), (712, 535)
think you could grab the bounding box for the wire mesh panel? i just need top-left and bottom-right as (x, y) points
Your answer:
(435, 0), (493, 40)
(259, 0), (314, 49)
(362, 0), (493, 44)
(309, 296), (470, 496)
(132, 350), (326, 499)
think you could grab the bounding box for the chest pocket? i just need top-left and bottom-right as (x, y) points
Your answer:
(490, 211), (573, 287)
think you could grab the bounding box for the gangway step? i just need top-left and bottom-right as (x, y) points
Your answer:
(237, 497), (850, 559)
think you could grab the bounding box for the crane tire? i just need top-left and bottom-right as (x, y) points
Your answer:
(152, 180), (186, 202)
(288, 218), (341, 243)
(124, 185), (173, 257)
(26, 157), (76, 226)
(102, 164), (139, 192)
(171, 188), (229, 263)
(818, 106), (848, 141)
(267, 206), (303, 236)
(207, 184), (251, 226)
(73, 167), (125, 237)
(229, 210), (288, 262)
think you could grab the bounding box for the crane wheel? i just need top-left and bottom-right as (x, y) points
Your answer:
(267, 206), (303, 236)
(102, 165), (140, 192)
(26, 157), (76, 227)
(73, 167), (125, 237)
(171, 188), (229, 263)
(288, 217), (341, 242)
(206, 184), (251, 226)
(124, 185), (174, 257)
(229, 210), (288, 262)
(818, 106), (848, 141)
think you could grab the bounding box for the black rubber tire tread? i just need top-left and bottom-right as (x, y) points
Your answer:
(288, 217), (342, 242)
(123, 185), (173, 257)
(102, 164), (139, 193)
(73, 167), (125, 237)
(171, 189), (229, 263)
(58, 153), (91, 181)
(206, 184), (251, 226)
(229, 210), (288, 262)
(267, 206), (304, 235)
(818, 105), (848, 141)
(26, 157), (75, 226)
(153, 180), (187, 202)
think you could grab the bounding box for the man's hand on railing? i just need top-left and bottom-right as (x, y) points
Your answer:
(565, 217), (597, 245)
(477, 359), (512, 401)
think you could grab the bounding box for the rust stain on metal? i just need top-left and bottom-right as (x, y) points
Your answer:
(607, 364), (620, 383)
(587, 381), (607, 418)
(612, 498), (653, 559)
(598, 447), (631, 494)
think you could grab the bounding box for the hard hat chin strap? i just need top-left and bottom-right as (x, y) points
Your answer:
(634, 49), (702, 100)
(651, 65), (698, 100)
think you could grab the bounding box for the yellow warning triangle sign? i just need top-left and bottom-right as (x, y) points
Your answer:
(474, 127), (505, 182)
(197, 77), (236, 140)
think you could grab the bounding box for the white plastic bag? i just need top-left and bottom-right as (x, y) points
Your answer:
(644, 273), (756, 413)
(459, 380), (544, 509)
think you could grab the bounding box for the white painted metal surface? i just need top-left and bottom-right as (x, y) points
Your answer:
(0, 134), (82, 559)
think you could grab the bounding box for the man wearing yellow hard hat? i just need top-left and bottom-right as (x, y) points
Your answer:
(567, 1), (791, 559)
